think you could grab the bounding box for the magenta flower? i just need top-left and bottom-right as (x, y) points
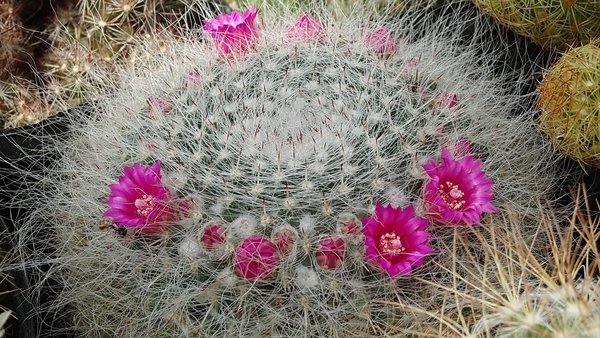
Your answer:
(147, 97), (172, 118)
(365, 27), (398, 57)
(361, 203), (433, 278)
(233, 235), (279, 281)
(314, 236), (346, 270)
(422, 148), (498, 225)
(200, 222), (227, 252)
(287, 15), (325, 41)
(202, 7), (258, 55)
(103, 161), (175, 234)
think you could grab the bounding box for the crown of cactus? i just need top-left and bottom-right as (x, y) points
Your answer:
(538, 42), (600, 167)
(473, 0), (600, 51)
(14, 3), (572, 337)
(231, 0), (460, 16)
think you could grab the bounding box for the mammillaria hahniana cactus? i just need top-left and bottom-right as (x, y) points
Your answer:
(14, 2), (573, 337)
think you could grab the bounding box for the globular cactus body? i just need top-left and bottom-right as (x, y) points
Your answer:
(538, 42), (600, 167)
(15, 3), (572, 337)
(473, 0), (600, 51)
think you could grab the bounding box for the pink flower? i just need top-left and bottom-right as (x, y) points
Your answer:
(287, 15), (325, 41)
(202, 7), (259, 55)
(272, 229), (296, 255)
(147, 97), (172, 118)
(422, 148), (498, 225)
(434, 93), (457, 109)
(200, 222), (227, 252)
(314, 235), (346, 270)
(365, 27), (398, 57)
(233, 235), (279, 281)
(361, 203), (433, 278)
(103, 161), (175, 234)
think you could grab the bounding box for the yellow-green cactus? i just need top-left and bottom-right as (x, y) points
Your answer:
(538, 42), (600, 167)
(473, 0), (600, 51)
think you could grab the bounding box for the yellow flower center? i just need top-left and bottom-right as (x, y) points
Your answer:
(380, 232), (405, 255)
(438, 181), (465, 210)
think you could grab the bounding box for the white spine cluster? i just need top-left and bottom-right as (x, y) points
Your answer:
(13, 2), (576, 337)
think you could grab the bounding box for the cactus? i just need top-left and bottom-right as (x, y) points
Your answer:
(230, 0), (463, 16)
(0, 0), (25, 81)
(14, 2), (574, 337)
(396, 188), (600, 337)
(40, 0), (208, 114)
(537, 42), (600, 167)
(473, 0), (600, 51)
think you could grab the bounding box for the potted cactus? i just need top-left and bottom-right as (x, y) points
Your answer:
(6, 1), (587, 336)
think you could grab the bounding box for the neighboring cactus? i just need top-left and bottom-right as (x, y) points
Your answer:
(0, 80), (51, 128)
(14, 3), (573, 337)
(40, 0), (205, 114)
(0, 0), (25, 81)
(397, 189), (600, 337)
(537, 42), (600, 167)
(473, 0), (600, 51)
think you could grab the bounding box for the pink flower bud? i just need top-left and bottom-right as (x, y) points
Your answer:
(147, 97), (172, 118)
(287, 15), (325, 41)
(365, 27), (398, 57)
(443, 139), (472, 159)
(177, 198), (196, 219)
(434, 93), (457, 109)
(273, 228), (296, 255)
(233, 235), (279, 281)
(200, 222), (227, 252)
(185, 71), (201, 88)
(315, 235), (346, 270)
(338, 214), (361, 236)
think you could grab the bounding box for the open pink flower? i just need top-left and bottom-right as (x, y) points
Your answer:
(315, 236), (346, 270)
(365, 27), (398, 57)
(233, 235), (279, 281)
(202, 7), (258, 55)
(361, 203), (433, 278)
(287, 15), (324, 41)
(103, 161), (175, 234)
(422, 148), (498, 225)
